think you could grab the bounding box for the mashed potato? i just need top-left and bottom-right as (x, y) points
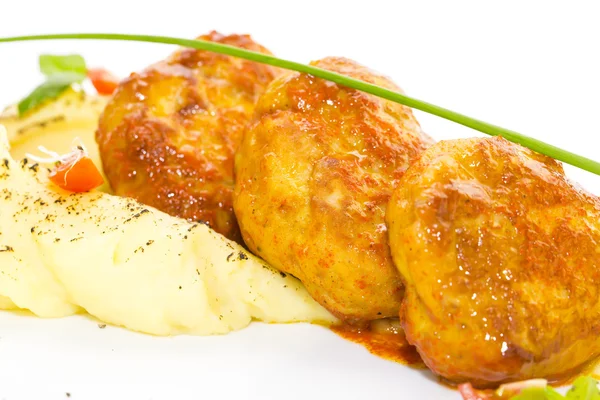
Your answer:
(0, 126), (335, 335)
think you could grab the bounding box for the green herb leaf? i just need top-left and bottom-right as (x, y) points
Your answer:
(39, 54), (86, 77)
(17, 53), (88, 116)
(1, 33), (600, 176)
(510, 387), (564, 400)
(565, 376), (600, 400)
(546, 387), (568, 400)
(510, 388), (547, 400)
(508, 377), (600, 400)
(17, 72), (84, 115)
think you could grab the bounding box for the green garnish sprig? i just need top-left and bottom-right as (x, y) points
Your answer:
(509, 376), (600, 400)
(18, 54), (87, 115)
(1, 33), (599, 175)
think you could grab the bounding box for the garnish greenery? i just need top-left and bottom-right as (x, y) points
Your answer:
(511, 387), (567, 400)
(39, 54), (86, 76)
(507, 377), (600, 400)
(1, 33), (600, 175)
(18, 53), (87, 116)
(564, 376), (600, 400)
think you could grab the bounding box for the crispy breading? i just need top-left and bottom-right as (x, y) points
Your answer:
(387, 137), (600, 386)
(96, 31), (279, 242)
(234, 57), (433, 322)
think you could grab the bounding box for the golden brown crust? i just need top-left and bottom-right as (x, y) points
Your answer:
(234, 57), (433, 322)
(96, 31), (279, 241)
(387, 136), (600, 386)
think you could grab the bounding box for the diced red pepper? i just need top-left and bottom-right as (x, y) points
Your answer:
(49, 149), (104, 192)
(87, 68), (120, 95)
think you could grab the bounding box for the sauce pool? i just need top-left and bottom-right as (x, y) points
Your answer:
(331, 322), (425, 368)
(331, 321), (600, 396)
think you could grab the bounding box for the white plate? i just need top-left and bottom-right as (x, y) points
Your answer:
(1, 1), (599, 399)
(0, 313), (453, 399)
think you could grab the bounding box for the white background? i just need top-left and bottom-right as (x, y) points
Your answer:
(0, 1), (599, 399)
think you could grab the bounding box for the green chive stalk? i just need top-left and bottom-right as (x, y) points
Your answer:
(1, 33), (599, 175)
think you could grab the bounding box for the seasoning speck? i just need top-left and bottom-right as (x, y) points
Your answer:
(98, 324), (106, 329)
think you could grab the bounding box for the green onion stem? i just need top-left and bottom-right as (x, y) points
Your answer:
(1, 33), (599, 175)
